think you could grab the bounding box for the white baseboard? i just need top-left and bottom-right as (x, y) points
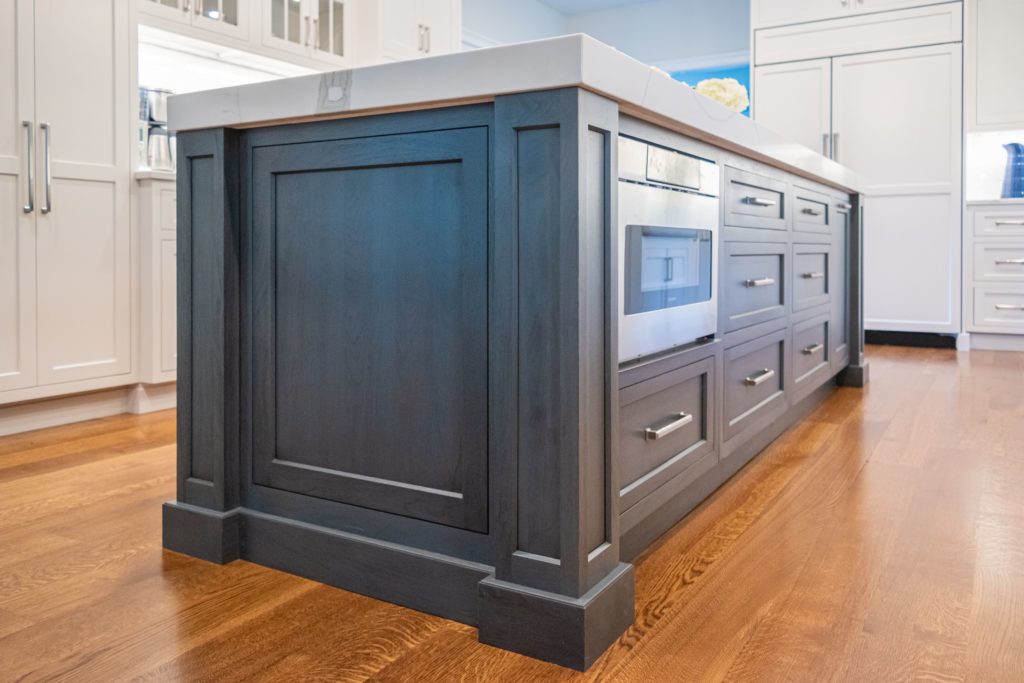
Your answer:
(956, 333), (971, 351)
(0, 383), (176, 437)
(963, 333), (1024, 352)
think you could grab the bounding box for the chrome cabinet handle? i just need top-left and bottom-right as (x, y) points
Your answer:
(832, 133), (839, 162)
(314, 18), (320, 49)
(995, 258), (1024, 265)
(304, 15), (311, 46)
(995, 304), (1024, 311)
(40, 122), (51, 214)
(802, 343), (824, 355)
(743, 368), (776, 386)
(744, 277), (776, 288)
(644, 412), (693, 441)
(417, 24), (424, 52)
(994, 219), (1024, 226)
(664, 257), (674, 282)
(22, 121), (33, 213)
(183, 1), (190, 13)
(743, 196), (776, 207)
(801, 207), (823, 216)
(801, 271), (825, 279)
(837, 202), (852, 210)
(426, 26), (431, 53)
(822, 133), (829, 157)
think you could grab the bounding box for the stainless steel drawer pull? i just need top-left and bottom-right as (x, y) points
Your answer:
(801, 271), (825, 279)
(837, 202), (852, 210)
(22, 121), (33, 213)
(744, 277), (776, 288)
(802, 343), (824, 355)
(644, 412), (693, 441)
(994, 219), (1024, 226)
(995, 304), (1024, 311)
(801, 207), (823, 216)
(40, 122), (51, 214)
(743, 368), (776, 386)
(743, 196), (777, 207)
(995, 258), (1024, 265)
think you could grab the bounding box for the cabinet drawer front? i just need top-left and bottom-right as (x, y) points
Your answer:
(723, 242), (787, 332)
(724, 329), (786, 442)
(618, 356), (715, 511)
(973, 208), (1024, 238)
(793, 190), (830, 233)
(724, 166), (788, 230)
(793, 315), (830, 388)
(793, 244), (830, 311)
(973, 243), (1024, 282)
(973, 287), (1024, 330)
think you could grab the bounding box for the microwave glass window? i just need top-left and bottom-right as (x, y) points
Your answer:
(625, 226), (712, 314)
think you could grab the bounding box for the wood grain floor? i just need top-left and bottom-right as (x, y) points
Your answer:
(1, 345), (1023, 682)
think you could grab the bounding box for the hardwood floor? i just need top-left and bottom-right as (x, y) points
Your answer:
(1, 345), (1023, 682)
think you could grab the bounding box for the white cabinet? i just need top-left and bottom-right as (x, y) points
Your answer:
(751, 0), (942, 28)
(0, 0), (132, 403)
(358, 0), (461, 64)
(139, 0), (249, 41)
(833, 44), (962, 333)
(263, 0), (355, 65)
(753, 59), (832, 157)
(138, 176), (177, 384)
(963, 203), (1024, 343)
(968, 0), (1024, 130)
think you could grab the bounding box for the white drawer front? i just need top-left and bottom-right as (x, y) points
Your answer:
(158, 186), (177, 233)
(973, 286), (1024, 331)
(973, 208), (1024, 238)
(974, 243), (1024, 282)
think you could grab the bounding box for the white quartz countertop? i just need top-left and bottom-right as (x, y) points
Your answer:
(168, 34), (863, 193)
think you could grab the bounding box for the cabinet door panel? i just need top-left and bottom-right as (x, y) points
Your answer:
(753, 59), (831, 156)
(34, 0), (131, 383)
(380, 0), (421, 61)
(0, 0), (36, 393)
(833, 44), (961, 333)
(310, 0), (353, 64)
(421, 0), (455, 55)
(160, 239), (177, 373)
(249, 127), (489, 532)
(970, 0), (1024, 129)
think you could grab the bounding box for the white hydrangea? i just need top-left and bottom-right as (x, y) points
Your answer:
(694, 78), (750, 113)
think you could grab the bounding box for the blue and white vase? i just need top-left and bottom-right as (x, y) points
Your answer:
(1002, 142), (1024, 199)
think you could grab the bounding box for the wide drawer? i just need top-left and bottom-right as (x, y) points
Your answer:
(724, 328), (787, 443)
(973, 243), (1024, 282)
(973, 208), (1024, 238)
(618, 356), (715, 511)
(792, 243), (830, 311)
(972, 286), (1024, 331)
(722, 242), (787, 332)
(724, 166), (788, 230)
(792, 314), (831, 401)
(793, 187), (830, 234)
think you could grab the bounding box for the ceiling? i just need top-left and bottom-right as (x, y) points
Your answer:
(539, 0), (654, 15)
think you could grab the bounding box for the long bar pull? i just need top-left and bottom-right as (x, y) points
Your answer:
(425, 25), (431, 53)
(22, 121), (33, 213)
(801, 207), (823, 216)
(801, 271), (825, 279)
(743, 368), (776, 386)
(744, 277), (776, 288)
(822, 133), (830, 157)
(837, 202), (852, 210)
(417, 24), (424, 52)
(832, 133), (839, 162)
(644, 412), (693, 441)
(313, 18), (319, 50)
(995, 304), (1024, 311)
(994, 219), (1024, 226)
(802, 343), (824, 355)
(40, 122), (51, 214)
(995, 258), (1024, 265)
(743, 196), (777, 207)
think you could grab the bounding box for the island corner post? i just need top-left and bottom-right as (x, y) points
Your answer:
(163, 87), (636, 671)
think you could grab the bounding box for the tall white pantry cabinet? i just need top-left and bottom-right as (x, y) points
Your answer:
(751, 1), (964, 335)
(1, 0), (133, 401)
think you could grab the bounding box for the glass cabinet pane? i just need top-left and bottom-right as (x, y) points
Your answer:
(331, 1), (344, 57)
(271, 0), (284, 38)
(318, 0), (329, 52)
(287, 0), (301, 44)
(201, 0), (219, 20)
(222, 0), (237, 25)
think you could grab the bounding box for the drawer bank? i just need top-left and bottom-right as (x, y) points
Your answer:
(162, 35), (868, 671)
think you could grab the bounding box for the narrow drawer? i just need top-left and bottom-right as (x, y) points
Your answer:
(972, 286), (1024, 331)
(724, 328), (786, 443)
(618, 356), (715, 511)
(792, 314), (830, 401)
(722, 242), (787, 332)
(793, 187), (830, 234)
(158, 186), (177, 233)
(973, 208), (1024, 238)
(724, 166), (788, 231)
(792, 243), (830, 312)
(973, 243), (1024, 282)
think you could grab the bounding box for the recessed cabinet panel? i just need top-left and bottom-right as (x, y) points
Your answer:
(793, 189), (830, 233)
(724, 328), (787, 443)
(753, 59), (832, 156)
(831, 201), (850, 370)
(793, 243), (830, 312)
(972, 286), (1024, 331)
(249, 127), (489, 532)
(722, 242), (787, 332)
(969, 0), (1024, 130)
(724, 166), (787, 230)
(792, 314), (831, 401)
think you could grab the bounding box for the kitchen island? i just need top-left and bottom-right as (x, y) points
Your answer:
(163, 34), (867, 671)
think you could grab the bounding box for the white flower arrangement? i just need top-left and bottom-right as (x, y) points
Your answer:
(694, 78), (750, 113)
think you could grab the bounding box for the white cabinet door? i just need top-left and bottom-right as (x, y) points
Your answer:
(160, 239), (178, 374)
(833, 44), (962, 333)
(0, 0), (36, 392)
(753, 59), (832, 156)
(420, 0), (457, 56)
(969, 0), (1024, 130)
(752, 0), (848, 28)
(380, 0), (422, 61)
(264, 0), (310, 58)
(192, 0), (248, 40)
(308, 0), (354, 65)
(33, 0), (132, 384)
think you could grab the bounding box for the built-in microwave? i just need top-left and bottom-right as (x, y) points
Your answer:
(618, 136), (720, 362)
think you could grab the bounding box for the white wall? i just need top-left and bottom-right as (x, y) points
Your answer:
(462, 0), (569, 47)
(568, 0), (749, 69)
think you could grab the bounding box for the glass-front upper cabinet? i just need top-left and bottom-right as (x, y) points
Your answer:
(265, 0), (352, 65)
(140, 0), (248, 41)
